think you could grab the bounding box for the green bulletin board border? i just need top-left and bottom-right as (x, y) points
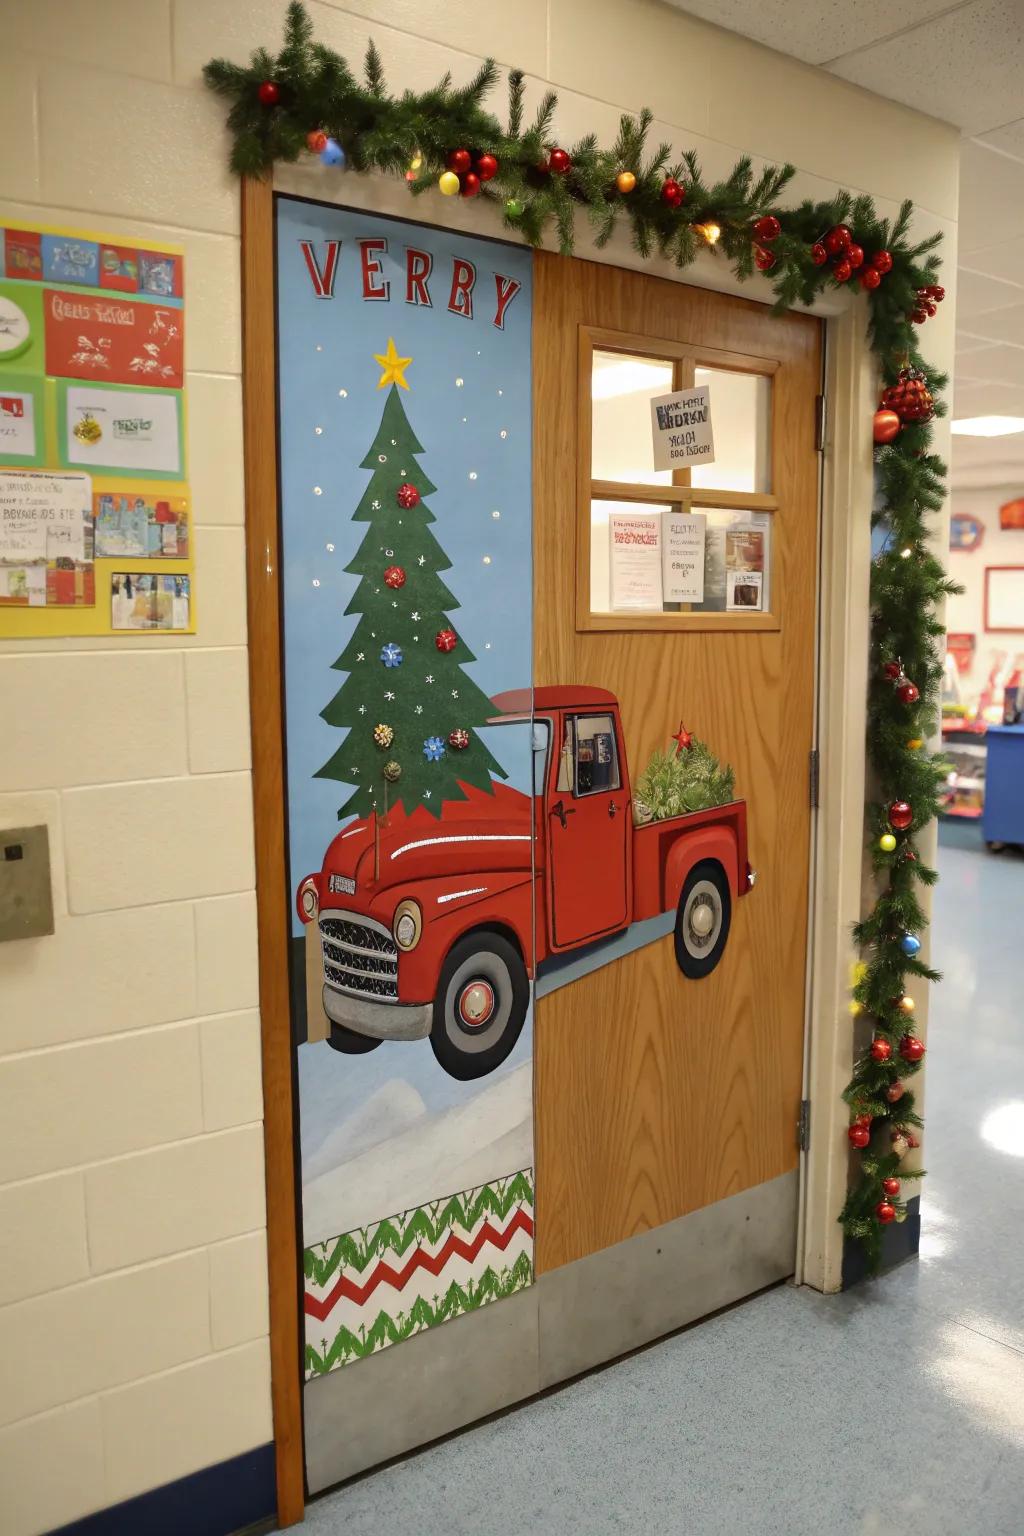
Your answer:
(53, 376), (187, 482)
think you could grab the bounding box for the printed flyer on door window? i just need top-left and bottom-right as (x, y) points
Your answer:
(0, 219), (195, 637)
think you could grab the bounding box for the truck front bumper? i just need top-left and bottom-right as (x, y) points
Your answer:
(322, 984), (432, 1041)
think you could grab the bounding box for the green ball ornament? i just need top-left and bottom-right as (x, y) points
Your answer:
(505, 198), (524, 218)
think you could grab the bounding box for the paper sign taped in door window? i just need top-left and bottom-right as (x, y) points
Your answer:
(650, 385), (715, 472)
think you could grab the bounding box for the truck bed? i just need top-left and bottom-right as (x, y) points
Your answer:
(631, 799), (748, 923)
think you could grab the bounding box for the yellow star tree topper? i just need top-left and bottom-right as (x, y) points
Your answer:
(374, 336), (412, 389)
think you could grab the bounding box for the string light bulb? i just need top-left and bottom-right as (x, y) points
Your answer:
(696, 221), (722, 246)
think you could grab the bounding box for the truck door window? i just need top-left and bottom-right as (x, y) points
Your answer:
(572, 714), (621, 797)
(556, 718), (574, 792)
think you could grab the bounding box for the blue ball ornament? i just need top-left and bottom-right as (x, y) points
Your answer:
(900, 934), (921, 957)
(320, 138), (345, 167)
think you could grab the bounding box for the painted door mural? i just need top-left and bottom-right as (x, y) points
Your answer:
(275, 198), (535, 1422)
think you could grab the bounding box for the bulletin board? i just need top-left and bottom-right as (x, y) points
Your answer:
(0, 219), (195, 637)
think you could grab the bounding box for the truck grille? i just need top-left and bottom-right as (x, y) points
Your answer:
(319, 912), (398, 1002)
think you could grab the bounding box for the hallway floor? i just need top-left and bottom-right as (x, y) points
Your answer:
(305, 826), (1024, 1536)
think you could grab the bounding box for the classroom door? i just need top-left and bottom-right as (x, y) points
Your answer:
(532, 252), (821, 1294)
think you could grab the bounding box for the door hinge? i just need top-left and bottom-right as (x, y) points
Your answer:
(814, 393), (826, 452)
(798, 1099), (811, 1152)
(809, 747), (820, 809)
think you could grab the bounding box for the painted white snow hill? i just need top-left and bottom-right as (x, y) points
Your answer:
(302, 1062), (533, 1246)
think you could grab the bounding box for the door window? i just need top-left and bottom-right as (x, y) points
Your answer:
(571, 714), (620, 797)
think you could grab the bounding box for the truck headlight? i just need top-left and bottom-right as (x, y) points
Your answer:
(393, 899), (422, 951)
(299, 880), (318, 920)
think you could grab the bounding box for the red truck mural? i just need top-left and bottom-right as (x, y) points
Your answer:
(297, 687), (755, 1081)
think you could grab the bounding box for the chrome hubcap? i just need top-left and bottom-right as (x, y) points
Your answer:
(682, 879), (723, 959)
(458, 980), (495, 1028)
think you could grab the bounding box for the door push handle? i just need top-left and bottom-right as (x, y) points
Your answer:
(550, 799), (576, 829)
(608, 800), (620, 818)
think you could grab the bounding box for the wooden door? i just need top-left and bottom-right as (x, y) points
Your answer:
(533, 252), (821, 1275)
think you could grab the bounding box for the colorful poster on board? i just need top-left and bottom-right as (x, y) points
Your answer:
(275, 198), (533, 1420)
(0, 220), (193, 635)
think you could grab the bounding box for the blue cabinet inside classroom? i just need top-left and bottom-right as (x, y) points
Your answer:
(983, 726), (1024, 847)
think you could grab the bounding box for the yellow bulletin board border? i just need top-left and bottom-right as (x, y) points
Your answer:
(0, 219), (193, 638)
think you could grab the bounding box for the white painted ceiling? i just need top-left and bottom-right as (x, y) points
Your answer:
(668, 0), (1024, 490)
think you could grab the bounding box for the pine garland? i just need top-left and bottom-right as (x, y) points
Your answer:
(204, 3), (956, 1274)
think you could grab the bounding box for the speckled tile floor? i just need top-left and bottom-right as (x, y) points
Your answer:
(304, 825), (1024, 1535)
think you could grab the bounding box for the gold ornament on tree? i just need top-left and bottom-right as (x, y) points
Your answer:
(383, 759), (402, 782)
(373, 723), (395, 749)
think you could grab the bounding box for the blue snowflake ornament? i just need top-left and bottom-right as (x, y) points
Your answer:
(380, 642), (403, 668)
(423, 736), (446, 762)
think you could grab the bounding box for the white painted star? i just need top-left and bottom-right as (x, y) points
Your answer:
(351, 767), (360, 775)
(424, 790), (431, 800)
(417, 556), (426, 566)
(451, 689), (459, 699)
(415, 705), (423, 715)
(372, 500), (381, 510)
(391, 600), (398, 607)
(411, 612), (421, 621)
(385, 690), (395, 701)
(425, 674), (434, 684)
(358, 705), (366, 715)
(356, 652), (365, 662)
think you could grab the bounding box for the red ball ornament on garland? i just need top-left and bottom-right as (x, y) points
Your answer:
(753, 215), (781, 243)
(872, 250), (893, 274)
(897, 680), (920, 705)
(846, 243), (865, 270)
(860, 266), (882, 291)
(886, 1080), (906, 1103)
(881, 1177), (901, 1197)
(869, 1038), (893, 1063)
(660, 177), (684, 208)
(888, 800), (913, 832)
(447, 148), (472, 175)
(754, 245), (776, 272)
(548, 147), (572, 174)
(383, 564), (406, 590)
(476, 153), (499, 181)
(306, 129), (328, 154)
(882, 367), (934, 424)
(811, 242), (828, 266)
(460, 172), (481, 198)
(833, 259), (853, 283)
(448, 727), (470, 751)
(848, 1124), (871, 1149)
(873, 409), (901, 445)
(824, 224), (851, 256)
(882, 661), (902, 680)
(876, 1200), (897, 1224)
(257, 80), (281, 106)
(435, 627), (458, 653)
(900, 1034), (926, 1063)
(397, 483), (420, 509)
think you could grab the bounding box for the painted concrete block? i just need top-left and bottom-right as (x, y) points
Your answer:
(0, 1398), (104, 1536)
(209, 1230), (270, 1350)
(0, 1172), (88, 1307)
(185, 649), (252, 774)
(200, 1009), (263, 1130)
(194, 891), (260, 1015)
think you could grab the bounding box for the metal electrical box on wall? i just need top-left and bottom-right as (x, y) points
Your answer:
(0, 825), (55, 941)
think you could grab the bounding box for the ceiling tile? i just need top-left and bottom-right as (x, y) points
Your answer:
(952, 379), (1024, 416)
(662, 0), (950, 66)
(957, 330), (1004, 353)
(959, 239), (1024, 287)
(956, 266), (1024, 319)
(953, 344), (1024, 386)
(977, 117), (1024, 160)
(958, 140), (1024, 252)
(957, 305), (1024, 350)
(827, 0), (1024, 136)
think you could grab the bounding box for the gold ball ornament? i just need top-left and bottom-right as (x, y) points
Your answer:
(848, 1000), (862, 1016)
(891, 1134), (910, 1160)
(438, 170), (460, 196)
(907, 738), (924, 750)
(898, 994), (915, 1016)
(383, 760), (402, 783)
(616, 171), (637, 194)
(879, 833), (897, 852)
(373, 723), (395, 749)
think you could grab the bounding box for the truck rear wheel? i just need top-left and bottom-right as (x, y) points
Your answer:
(430, 931), (529, 1081)
(674, 860), (731, 979)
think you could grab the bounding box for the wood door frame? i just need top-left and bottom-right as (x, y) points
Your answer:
(241, 167), (888, 1516)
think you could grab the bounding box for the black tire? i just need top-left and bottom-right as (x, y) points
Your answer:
(325, 1020), (383, 1055)
(673, 859), (732, 979)
(986, 841), (1006, 854)
(430, 931), (529, 1081)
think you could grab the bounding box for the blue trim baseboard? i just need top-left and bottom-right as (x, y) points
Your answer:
(841, 1194), (921, 1289)
(48, 1442), (275, 1536)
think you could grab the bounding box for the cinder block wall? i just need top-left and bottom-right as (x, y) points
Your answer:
(0, 2), (958, 1532)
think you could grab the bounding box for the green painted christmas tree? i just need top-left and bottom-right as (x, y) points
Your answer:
(316, 342), (507, 821)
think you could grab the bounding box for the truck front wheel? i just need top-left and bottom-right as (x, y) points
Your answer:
(674, 860), (732, 979)
(430, 932), (529, 1081)
(325, 1022), (383, 1055)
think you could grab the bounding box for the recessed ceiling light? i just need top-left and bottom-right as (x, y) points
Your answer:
(951, 416), (1024, 437)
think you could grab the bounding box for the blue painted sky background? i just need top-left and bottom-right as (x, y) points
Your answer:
(276, 197), (534, 1162)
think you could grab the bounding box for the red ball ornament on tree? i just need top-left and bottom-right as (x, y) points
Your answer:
(447, 148), (472, 175)
(460, 172), (481, 198)
(848, 1124), (871, 1149)
(888, 800), (913, 832)
(257, 80), (281, 106)
(754, 245), (776, 272)
(753, 215), (781, 243)
(548, 148), (572, 175)
(435, 627), (458, 653)
(833, 259), (852, 284)
(876, 1200), (897, 1224)
(383, 565), (406, 590)
(306, 129), (328, 154)
(397, 483), (420, 509)
(882, 1177), (901, 1197)
(897, 680), (920, 705)
(476, 153), (499, 182)
(448, 727), (470, 751)
(825, 224), (851, 256)
(873, 409), (901, 445)
(900, 1034), (926, 1063)
(872, 250), (893, 274)
(869, 1038), (892, 1063)
(811, 242), (828, 266)
(860, 266), (882, 292)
